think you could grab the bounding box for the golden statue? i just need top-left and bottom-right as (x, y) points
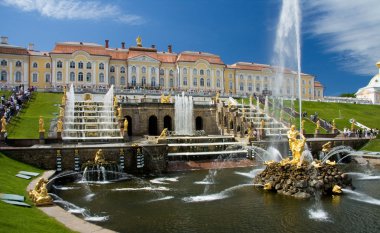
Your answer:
(117, 106), (122, 119)
(56, 118), (63, 133)
(159, 128), (168, 139)
(63, 86), (67, 95)
(61, 94), (66, 105)
(123, 118), (129, 134)
(59, 107), (65, 118)
(292, 134), (306, 165)
(136, 35), (142, 47)
(1, 115), (6, 133)
(215, 92), (220, 103)
(332, 119), (336, 130)
(94, 149), (106, 164)
(39, 116), (45, 133)
(332, 185), (342, 194)
(351, 119), (355, 131)
(113, 96), (118, 108)
(160, 94), (171, 103)
(29, 178), (52, 206)
(260, 119), (265, 129)
(301, 119), (305, 130)
(322, 141), (332, 153)
(316, 120), (320, 130)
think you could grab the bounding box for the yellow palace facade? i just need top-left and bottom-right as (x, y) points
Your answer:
(0, 36), (324, 99)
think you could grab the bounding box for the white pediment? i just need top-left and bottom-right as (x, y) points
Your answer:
(129, 55), (159, 63)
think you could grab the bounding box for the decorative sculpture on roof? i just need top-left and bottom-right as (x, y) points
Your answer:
(136, 35), (142, 47)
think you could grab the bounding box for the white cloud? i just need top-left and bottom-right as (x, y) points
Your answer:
(304, 0), (380, 75)
(1, 0), (143, 25)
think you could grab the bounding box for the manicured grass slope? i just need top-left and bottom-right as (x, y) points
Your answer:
(0, 153), (74, 233)
(7, 92), (62, 139)
(361, 139), (380, 151)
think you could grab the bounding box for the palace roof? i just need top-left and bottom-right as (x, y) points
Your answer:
(177, 51), (224, 65)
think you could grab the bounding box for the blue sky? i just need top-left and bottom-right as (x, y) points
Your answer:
(1, 0), (379, 96)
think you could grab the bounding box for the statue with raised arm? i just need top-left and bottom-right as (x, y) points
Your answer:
(1, 115), (6, 133)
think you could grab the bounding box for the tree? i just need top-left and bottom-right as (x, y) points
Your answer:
(339, 93), (355, 98)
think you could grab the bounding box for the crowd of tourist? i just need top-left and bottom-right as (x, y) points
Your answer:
(343, 128), (379, 138)
(0, 85), (34, 123)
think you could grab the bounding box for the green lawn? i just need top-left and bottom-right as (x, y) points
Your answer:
(360, 139), (380, 152)
(0, 90), (12, 99)
(7, 93), (62, 139)
(0, 153), (74, 233)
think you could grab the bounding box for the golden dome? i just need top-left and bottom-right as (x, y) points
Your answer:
(376, 61), (380, 68)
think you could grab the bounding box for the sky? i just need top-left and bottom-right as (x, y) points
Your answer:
(0, 0), (379, 96)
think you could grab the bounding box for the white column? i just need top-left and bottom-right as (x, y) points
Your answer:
(65, 61), (69, 85)
(52, 60), (56, 86)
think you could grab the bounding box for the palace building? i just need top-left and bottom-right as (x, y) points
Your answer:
(0, 36), (324, 99)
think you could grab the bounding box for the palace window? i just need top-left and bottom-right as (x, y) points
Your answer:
(70, 61), (75, 69)
(120, 67), (125, 73)
(309, 88), (312, 94)
(200, 69), (204, 75)
(99, 73), (105, 83)
(264, 76), (268, 81)
(142, 76), (146, 86)
(78, 62), (83, 69)
(240, 82), (244, 91)
(206, 78), (211, 87)
(248, 75), (252, 81)
(32, 73), (38, 82)
(169, 78), (174, 87)
(183, 77), (188, 86)
(46, 63), (51, 69)
(15, 71), (22, 82)
(87, 62), (92, 69)
(1, 71), (7, 81)
(109, 76), (115, 85)
(151, 77), (156, 87)
(99, 63), (104, 70)
(33, 62), (38, 68)
(240, 75), (243, 79)
(56, 61), (62, 68)
(287, 87), (290, 94)
(70, 72), (75, 82)
(216, 70), (220, 77)
(159, 78), (164, 86)
(193, 77), (197, 86)
(302, 88), (305, 94)
(200, 78), (204, 87)
(78, 72), (83, 82)
(207, 69), (210, 76)
(120, 76), (125, 85)
(16, 61), (22, 67)
(159, 69), (164, 75)
(1, 60), (7, 66)
(229, 74), (232, 79)
(45, 74), (50, 83)
(183, 68), (187, 75)
(110, 66), (115, 73)
(86, 73), (91, 82)
(151, 67), (156, 74)
(169, 70), (174, 76)
(256, 84), (260, 92)
(216, 79), (221, 88)
(248, 83), (252, 91)
(142, 66), (146, 73)
(229, 81), (233, 89)
(57, 71), (62, 81)
(256, 76), (260, 81)
(132, 66), (136, 73)
(132, 76), (136, 86)
(193, 69), (197, 76)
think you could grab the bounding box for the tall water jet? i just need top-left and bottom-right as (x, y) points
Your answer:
(102, 85), (114, 134)
(64, 84), (75, 132)
(175, 92), (194, 135)
(272, 0), (302, 129)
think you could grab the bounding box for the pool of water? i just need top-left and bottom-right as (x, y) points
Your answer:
(53, 164), (380, 233)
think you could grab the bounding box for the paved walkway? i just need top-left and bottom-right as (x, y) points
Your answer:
(27, 171), (116, 233)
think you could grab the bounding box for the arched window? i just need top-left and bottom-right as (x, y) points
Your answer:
(159, 69), (164, 75)
(183, 68), (187, 75)
(78, 72), (83, 82)
(248, 75), (252, 80)
(151, 67), (155, 74)
(120, 66), (125, 73)
(78, 62), (83, 69)
(200, 69), (204, 75)
(256, 83), (260, 92)
(206, 78), (211, 87)
(169, 78), (174, 87)
(200, 78), (204, 87)
(120, 76), (125, 85)
(132, 66), (136, 73)
(193, 69), (197, 76)
(151, 77), (156, 87)
(86, 62), (92, 69)
(169, 70), (174, 76)
(1, 60), (7, 66)
(229, 74), (232, 79)
(264, 76), (268, 81)
(1, 71), (7, 81)
(70, 72), (75, 82)
(142, 66), (146, 73)
(193, 77), (197, 86)
(45, 73), (51, 83)
(207, 69), (210, 76)
(229, 81), (233, 89)
(216, 70), (220, 77)
(32, 73), (38, 82)
(132, 76), (136, 86)
(57, 71), (62, 81)
(183, 77), (188, 86)
(159, 78), (164, 86)
(216, 79), (221, 88)
(56, 61), (62, 68)
(248, 83), (252, 91)
(110, 66), (115, 73)
(109, 76), (115, 85)
(45, 63), (51, 69)
(86, 73), (91, 82)
(240, 74), (243, 79)
(99, 63), (104, 70)
(99, 73), (105, 82)
(256, 76), (260, 81)
(240, 82), (244, 91)
(16, 61), (22, 67)
(142, 76), (146, 86)
(33, 62), (38, 68)
(15, 71), (22, 82)
(70, 61), (75, 68)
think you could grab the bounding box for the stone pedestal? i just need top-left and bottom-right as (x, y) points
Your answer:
(57, 132), (62, 140)
(0, 132), (5, 142)
(39, 131), (45, 144)
(331, 128), (338, 134)
(123, 131), (129, 142)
